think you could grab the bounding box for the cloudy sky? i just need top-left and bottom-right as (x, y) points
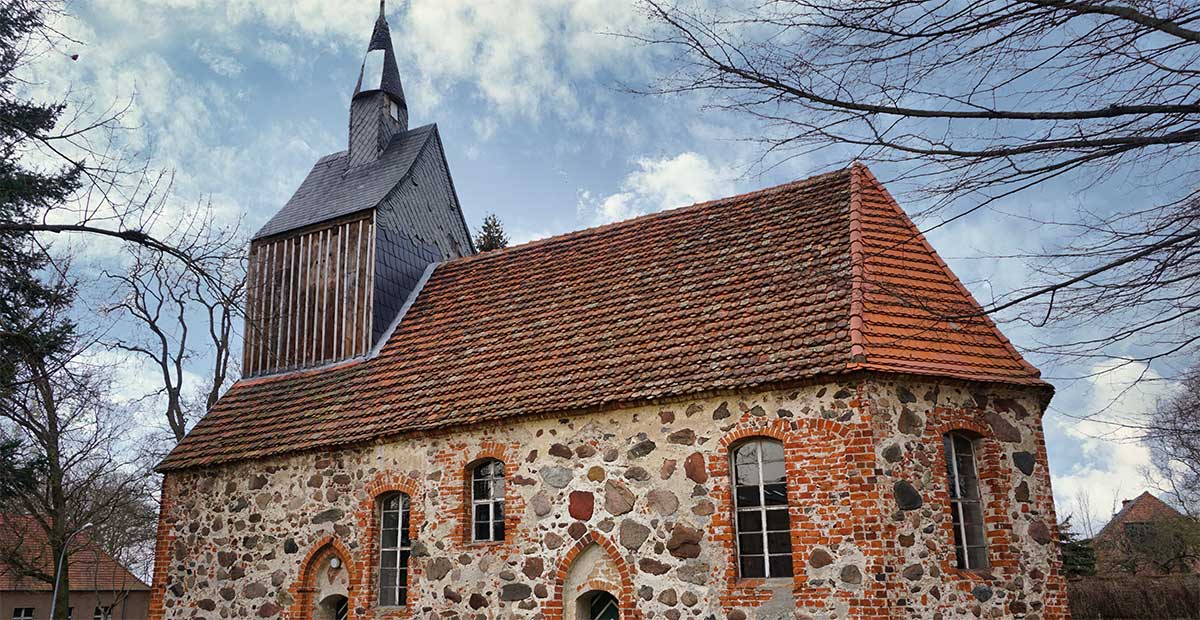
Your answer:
(24, 0), (1187, 530)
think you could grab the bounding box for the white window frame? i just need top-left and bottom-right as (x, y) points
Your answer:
(731, 438), (793, 579)
(12, 609), (34, 620)
(471, 459), (506, 542)
(945, 431), (989, 570)
(377, 492), (411, 607)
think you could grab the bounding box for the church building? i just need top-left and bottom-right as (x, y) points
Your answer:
(149, 5), (1069, 620)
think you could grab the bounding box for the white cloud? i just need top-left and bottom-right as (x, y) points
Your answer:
(1051, 360), (1179, 533)
(579, 151), (737, 225)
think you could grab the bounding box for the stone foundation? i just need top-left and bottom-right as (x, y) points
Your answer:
(149, 374), (1068, 619)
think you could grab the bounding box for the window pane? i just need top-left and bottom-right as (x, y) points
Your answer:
(759, 440), (784, 462)
(736, 510), (762, 532)
(735, 462), (760, 486)
(382, 510), (399, 530)
(966, 545), (989, 570)
(383, 495), (401, 511)
(381, 528), (398, 549)
(473, 480), (492, 501)
(762, 483), (787, 506)
(738, 533), (763, 554)
(764, 508), (790, 531)
(766, 532), (793, 554)
(474, 522), (491, 541)
(740, 556), (765, 579)
(474, 503), (491, 523)
(381, 568), (398, 590)
(735, 485), (761, 508)
(760, 459), (786, 484)
(381, 550), (398, 570)
(768, 555), (794, 577)
(380, 586), (398, 607)
(494, 518), (506, 541)
(474, 463), (490, 480)
(734, 444), (758, 465)
(494, 500), (505, 521)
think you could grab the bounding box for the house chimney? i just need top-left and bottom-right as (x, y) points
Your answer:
(348, 0), (407, 167)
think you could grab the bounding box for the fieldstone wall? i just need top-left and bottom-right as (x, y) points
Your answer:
(149, 375), (1068, 620)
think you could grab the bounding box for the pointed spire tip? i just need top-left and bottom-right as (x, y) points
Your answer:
(379, 0), (386, 19)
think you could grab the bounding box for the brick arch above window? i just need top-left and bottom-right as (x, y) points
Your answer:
(355, 471), (425, 620)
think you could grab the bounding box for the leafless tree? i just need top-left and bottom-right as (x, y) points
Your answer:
(0, 281), (152, 620)
(1148, 367), (1200, 516)
(638, 0), (1200, 372)
(0, 0), (228, 289)
(102, 193), (246, 446)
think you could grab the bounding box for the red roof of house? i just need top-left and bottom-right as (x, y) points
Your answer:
(1095, 492), (1187, 542)
(0, 515), (149, 592)
(158, 164), (1045, 471)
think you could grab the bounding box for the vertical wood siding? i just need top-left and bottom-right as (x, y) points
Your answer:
(243, 213), (375, 377)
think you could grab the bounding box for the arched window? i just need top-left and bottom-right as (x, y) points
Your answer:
(378, 492), (412, 607)
(471, 459), (505, 542)
(731, 438), (793, 578)
(944, 432), (988, 570)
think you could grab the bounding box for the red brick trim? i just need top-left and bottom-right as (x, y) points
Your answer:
(927, 412), (1016, 582)
(147, 475), (176, 620)
(451, 442), (521, 549)
(354, 470), (424, 619)
(285, 536), (361, 620)
(710, 418), (859, 613)
(544, 531), (639, 620)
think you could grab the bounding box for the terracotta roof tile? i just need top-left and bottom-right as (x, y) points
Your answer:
(0, 515), (149, 592)
(158, 164), (1045, 471)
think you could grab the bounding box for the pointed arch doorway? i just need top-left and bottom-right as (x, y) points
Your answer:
(579, 590), (619, 620)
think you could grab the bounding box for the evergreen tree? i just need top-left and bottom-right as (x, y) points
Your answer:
(473, 213), (509, 252)
(1058, 516), (1097, 577)
(1, 0), (81, 394)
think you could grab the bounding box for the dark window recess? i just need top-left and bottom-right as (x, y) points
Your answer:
(731, 438), (793, 578)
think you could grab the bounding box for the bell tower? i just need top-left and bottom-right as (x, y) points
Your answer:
(349, 0), (408, 167)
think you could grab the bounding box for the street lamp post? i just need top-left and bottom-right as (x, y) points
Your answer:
(49, 521), (93, 620)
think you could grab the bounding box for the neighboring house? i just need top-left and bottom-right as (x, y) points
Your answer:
(149, 4), (1069, 620)
(1093, 492), (1200, 575)
(0, 516), (149, 620)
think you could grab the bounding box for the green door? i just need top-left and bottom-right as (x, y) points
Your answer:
(588, 592), (619, 620)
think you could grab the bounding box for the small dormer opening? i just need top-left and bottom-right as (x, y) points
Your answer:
(390, 100), (401, 121)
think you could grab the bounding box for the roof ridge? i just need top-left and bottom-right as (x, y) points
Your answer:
(445, 166), (856, 268)
(847, 163), (867, 365)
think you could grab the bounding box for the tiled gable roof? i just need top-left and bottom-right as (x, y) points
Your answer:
(159, 164), (1045, 471)
(0, 515), (149, 592)
(1095, 492), (1188, 542)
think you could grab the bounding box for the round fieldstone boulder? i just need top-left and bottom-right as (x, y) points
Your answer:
(569, 490), (595, 521)
(666, 524), (703, 559)
(840, 565), (862, 585)
(540, 466), (572, 489)
(628, 439), (657, 458)
(809, 548), (834, 569)
(972, 585), (993, 602)
(647, 489), (680, 515)
(605, 480), (636, 516)
(620, 520), (651, 550)
(684, 453), (708, 483)
(500, 584), (532, 601)
(1012, 451), (1036, 475)
(893, 480), (923, 511)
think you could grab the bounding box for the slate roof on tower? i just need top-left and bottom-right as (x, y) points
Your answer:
(160, 164), (1046, 471)
(253, 124), (436, 240)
